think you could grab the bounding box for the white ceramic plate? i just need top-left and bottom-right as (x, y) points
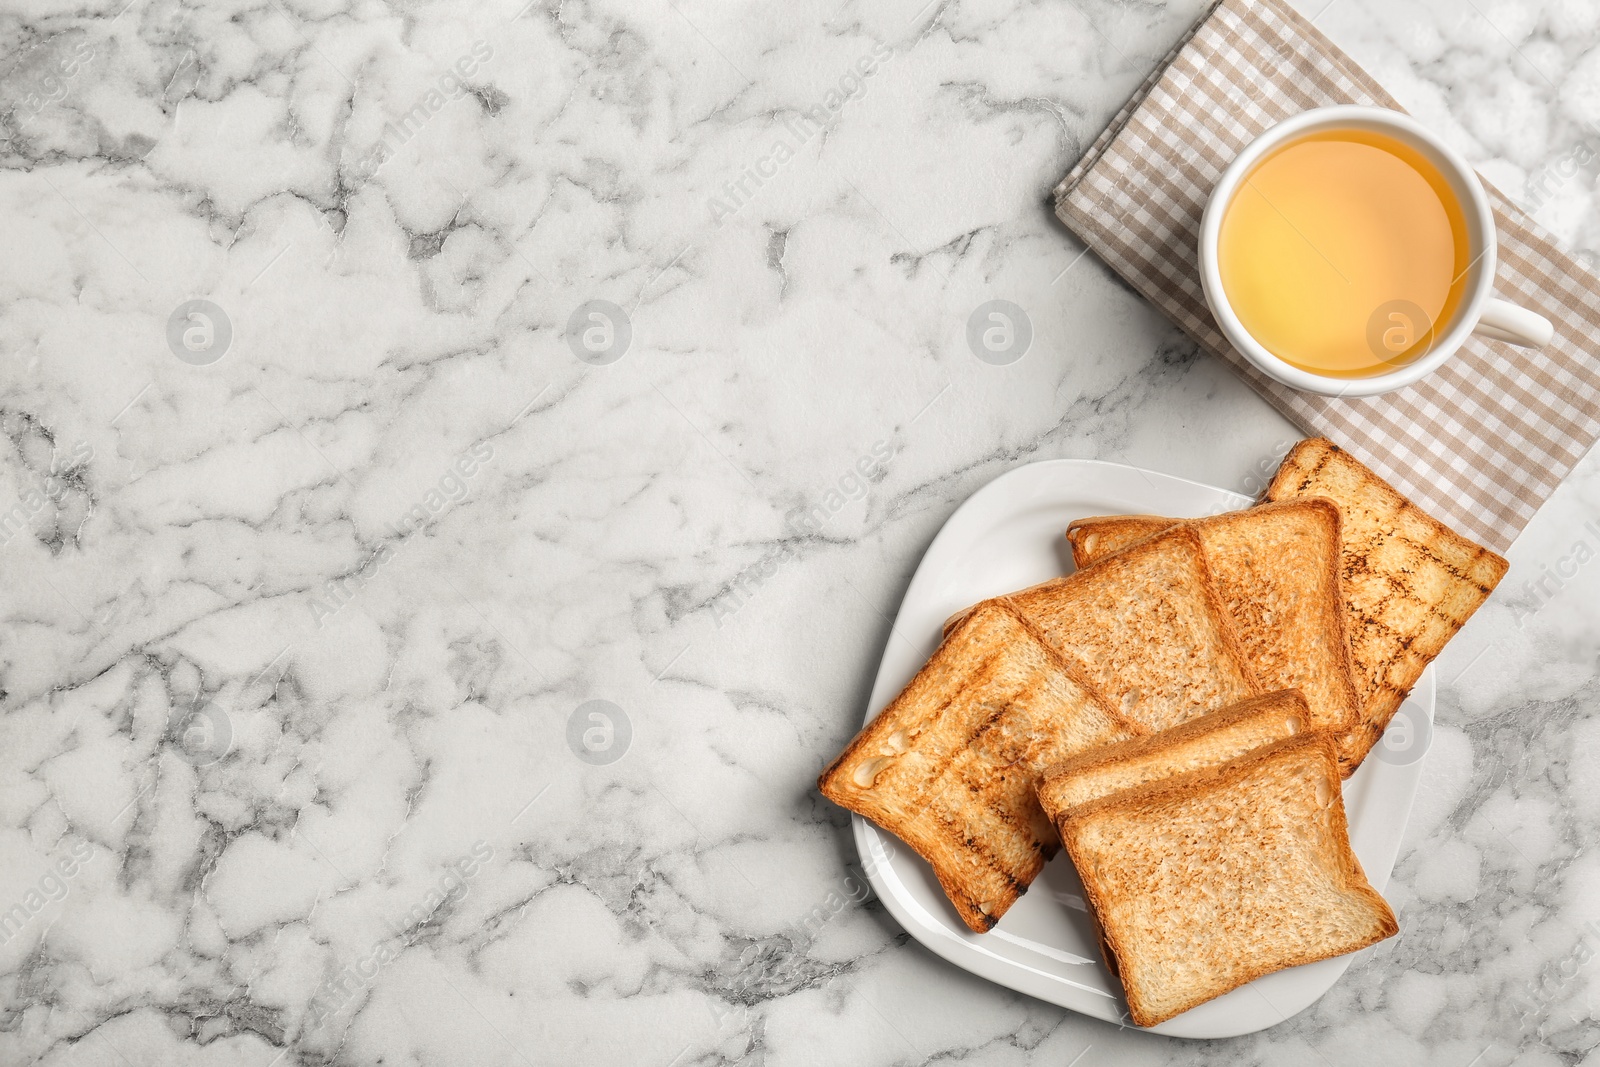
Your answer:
(852, 458), (1431, 1039)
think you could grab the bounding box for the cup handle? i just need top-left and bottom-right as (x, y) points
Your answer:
(1473, 297), (1554, 348)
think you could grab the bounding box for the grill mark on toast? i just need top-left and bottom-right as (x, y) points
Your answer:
(1278, 438), (1335, 498)
(1343, 556), (1476, 647)
(1342, 609), (1417, 717)
(960, 677), (1072, 857)
(887, 644), (1010, 810)
(908, 656), (1047, 814)
(1265, 438), (1506, 773)
(1378, 530), (1499, 596)
(820, 599), (1125, 931)
(961, 693), (1013, 750)
(927, 801), (1029, 893)
(994, 598), (1141, 735)
(971, 774), (1051, 858)
(1281, 444), (1500, 592)
(953, 700), (1040, 846)
(1361, 531), (1502, 603)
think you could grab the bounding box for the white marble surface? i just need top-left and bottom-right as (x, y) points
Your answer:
(1, 0), (1599, 1063)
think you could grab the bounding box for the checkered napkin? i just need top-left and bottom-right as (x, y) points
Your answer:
(1054, 0), (1600, 551)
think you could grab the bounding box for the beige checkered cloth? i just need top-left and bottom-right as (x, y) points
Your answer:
(1054, 0), (1600, 551)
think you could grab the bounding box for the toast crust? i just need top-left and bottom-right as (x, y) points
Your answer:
(1035, 689), (1310, 822)
(1065, 515), (1174, 568)
(1265, 438), (1509, 771)
(817, 599), (1141, 932)
(1065, 502), (1362, 750)
(1008, 525), (1261, 732)
(1059, 734), (1398, 1027)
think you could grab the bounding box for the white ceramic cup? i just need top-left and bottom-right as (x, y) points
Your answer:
(1198, 105), (1553, 398)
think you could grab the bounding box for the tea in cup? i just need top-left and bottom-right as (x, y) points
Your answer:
(1199, 106), (1552, 397)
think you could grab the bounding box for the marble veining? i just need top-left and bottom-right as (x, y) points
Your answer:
(1, 0), (1599, 1063)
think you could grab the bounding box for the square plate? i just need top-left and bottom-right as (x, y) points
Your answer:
(852, 458), (1429, 1038)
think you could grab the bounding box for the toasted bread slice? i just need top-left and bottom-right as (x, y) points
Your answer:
(817, 600), (1139, 932)
(1183, 501), (1360, 742)
(1036, 690), (1309, 821)
(1008, 526), (1259, 733)
(1266, 438), (1508, 771)
(1058, 734), (1397, 1027)
(1065, 515), (1173, 568)
(1063, 504), (1360, 745)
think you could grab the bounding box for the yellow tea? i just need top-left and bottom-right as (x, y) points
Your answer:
(1216, 129), (1470, 378)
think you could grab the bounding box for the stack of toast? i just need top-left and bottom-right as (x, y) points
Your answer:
(1066, 437), (1510, 773)
(818, 438), (1507, 1027)
(1038, 690), (1397, 1026)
